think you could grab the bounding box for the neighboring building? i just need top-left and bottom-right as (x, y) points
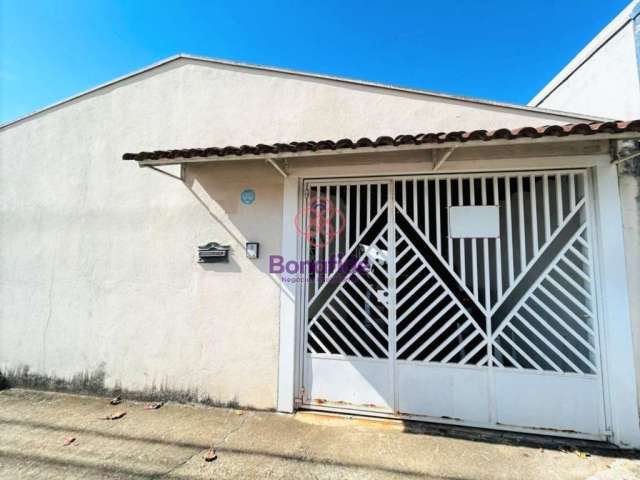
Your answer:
(530, 0), (640, 430)
(1, 51), (639, 446)
(529, 0), (640, 119)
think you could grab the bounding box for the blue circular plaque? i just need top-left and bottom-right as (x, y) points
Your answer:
(240, 189), (256, 205)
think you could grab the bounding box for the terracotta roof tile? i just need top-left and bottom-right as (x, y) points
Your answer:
(122, 120), (640, 162)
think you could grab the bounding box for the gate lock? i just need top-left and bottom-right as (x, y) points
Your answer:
(376, 289), (390, 307)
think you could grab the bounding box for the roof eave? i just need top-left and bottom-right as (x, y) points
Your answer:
(133, 131), (639, 167)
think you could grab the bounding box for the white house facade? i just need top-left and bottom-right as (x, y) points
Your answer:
(1, 52), (640, 447)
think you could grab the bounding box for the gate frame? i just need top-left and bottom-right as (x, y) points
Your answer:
(276, 153), (640, 447)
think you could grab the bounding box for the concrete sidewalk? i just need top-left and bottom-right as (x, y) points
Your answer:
(0, 389), (638, 479)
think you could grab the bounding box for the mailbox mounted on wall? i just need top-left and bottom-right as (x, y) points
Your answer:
(198, 242), (230, 263)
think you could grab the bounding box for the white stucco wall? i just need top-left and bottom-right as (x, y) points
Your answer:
(0, 57), (592, 408)
(619, 160), (640, 412)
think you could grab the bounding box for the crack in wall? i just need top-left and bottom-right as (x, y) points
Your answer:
(41, 268), (56, 372)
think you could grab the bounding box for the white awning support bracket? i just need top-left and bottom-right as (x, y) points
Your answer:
(432, 147), (456, 171)
(142, 165), (184, 181)
(267, 158), (289, 177)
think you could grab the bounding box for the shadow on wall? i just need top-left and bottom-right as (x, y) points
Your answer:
(179, 161), (284, 284)
(0, 365), (255, 410)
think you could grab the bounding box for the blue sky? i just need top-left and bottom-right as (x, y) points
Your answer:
(0, 0), (630, 124)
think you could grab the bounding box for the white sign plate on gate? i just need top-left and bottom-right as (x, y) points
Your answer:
(449, 206), (500, 238)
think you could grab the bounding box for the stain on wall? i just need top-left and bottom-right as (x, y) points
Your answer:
(0, 364), (269, 410)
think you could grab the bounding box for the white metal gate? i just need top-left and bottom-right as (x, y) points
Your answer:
(301, 170), (606, 438)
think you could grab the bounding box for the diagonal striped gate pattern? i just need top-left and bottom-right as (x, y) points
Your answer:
(304, 171), (599, 376)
